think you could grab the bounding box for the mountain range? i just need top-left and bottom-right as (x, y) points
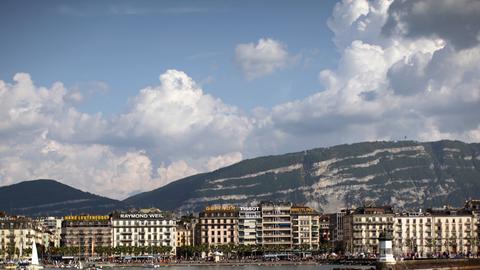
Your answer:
(1, 140), (480, 216)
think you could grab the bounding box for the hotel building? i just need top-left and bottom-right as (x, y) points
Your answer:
(393, 209), (474, 257)
(291, 206), (319, 249)
(343, 206), (394, 254)
(393, 211), (434, 256)
(260, 202), (293, 248)
(427, 208), (474, 255)
(196, 205), (239, 246)
(61, 215), (111, 258)
(111, 209), (176, 255)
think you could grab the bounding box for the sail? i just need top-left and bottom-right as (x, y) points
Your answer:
(31, 242), (39, 265)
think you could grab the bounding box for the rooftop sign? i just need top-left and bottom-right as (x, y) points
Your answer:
(64, 215), (110, 221)
(117, 213), (164, 219)
(205, 205), (237, 212)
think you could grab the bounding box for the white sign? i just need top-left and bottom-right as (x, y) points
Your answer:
(240, 206), (259, 211)
(119, 213), (164, 219)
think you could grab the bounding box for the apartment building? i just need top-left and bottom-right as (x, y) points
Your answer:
(329, 209), (347, 245)
(41, 217), (63, 248)
(464, 199), (480, 255)
(176, 217), (196, 248)
(261, 202), (292, 249)
(343, 206), (394, 254)
(0, 216), (45, 259)
(196, 205), (239, 246)
(111, 209), (176, 255)
(319, 214), (331, 244)
(176, 225), (193, 247)
(291, 206), (319, 250)
(238, 206), (262, 245)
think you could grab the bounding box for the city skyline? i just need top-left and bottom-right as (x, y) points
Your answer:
(0, 0), (479, 199)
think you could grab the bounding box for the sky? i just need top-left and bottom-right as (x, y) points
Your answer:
(0, 0), (479, 199)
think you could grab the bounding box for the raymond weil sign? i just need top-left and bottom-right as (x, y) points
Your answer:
(118, 213), (164, 219)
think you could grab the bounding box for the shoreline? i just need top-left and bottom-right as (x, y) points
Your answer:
(42, 261), (374, 268)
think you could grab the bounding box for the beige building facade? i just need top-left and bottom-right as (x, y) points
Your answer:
(0, 216), (45, 259)
(196, 205), (239, 246)
(291, 206), (320, 250)
(61, 215), (112, 257)
(343, 206), (395, 254)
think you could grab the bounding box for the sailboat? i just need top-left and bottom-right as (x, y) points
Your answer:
(27, 242), (43, 270)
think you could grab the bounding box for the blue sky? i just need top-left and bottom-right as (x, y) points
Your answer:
(0, 0), (479, 199)
(0, 0), (337, 114)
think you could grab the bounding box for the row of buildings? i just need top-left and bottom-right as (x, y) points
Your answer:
(1, 200), (480, 259)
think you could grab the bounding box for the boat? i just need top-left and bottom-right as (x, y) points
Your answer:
(144, 263), (160, 268)
(27, 242), (43, 270)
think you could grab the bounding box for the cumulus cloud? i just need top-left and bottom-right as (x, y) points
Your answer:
(383, 0), (480, 50)
(255, 0), (480, 154)
(113, 69), (252, 159)
(235, 38), (292, 80)
(0, 70), (251, 199)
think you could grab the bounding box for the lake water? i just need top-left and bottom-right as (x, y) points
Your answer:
(44, 266), (374, 270)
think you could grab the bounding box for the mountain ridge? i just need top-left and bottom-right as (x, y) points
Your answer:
(124, 139), (480, 213)
(1, 140), (480, 216)
(0, 179), (122, 216)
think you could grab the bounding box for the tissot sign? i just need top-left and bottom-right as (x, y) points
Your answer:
(118, 213), (164, 219)
(240, 206), (259, 211)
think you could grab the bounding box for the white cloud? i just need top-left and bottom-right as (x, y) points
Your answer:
(156, 160), (198, 188)
(206, 152), (243, 172)
(0, 70), (250, 199)
(235, 38), (292, 80)
(0, 136), (157, 200)
(252, 0), (480, 155)
(114, 69), (252, 159)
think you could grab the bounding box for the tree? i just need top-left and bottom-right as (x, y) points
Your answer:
(404, 237), (412, 255)
(425, 238), (433, 256)
(449, 235), (457, 254)
(6, 243), (16, 259)
(23, 247), (32, 258)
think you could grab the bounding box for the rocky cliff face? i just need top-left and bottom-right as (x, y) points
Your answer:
(124, 140), (480, 213)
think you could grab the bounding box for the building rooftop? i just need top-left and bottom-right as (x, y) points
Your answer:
(353, 205), (394, 215)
